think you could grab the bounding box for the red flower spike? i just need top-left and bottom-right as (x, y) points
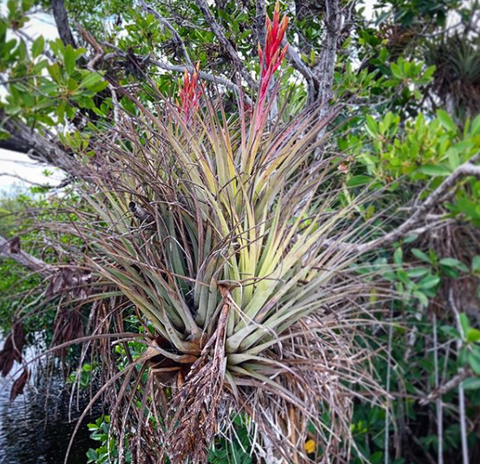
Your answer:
(256, 2), (289, 121)
(178, 63), (202, 123)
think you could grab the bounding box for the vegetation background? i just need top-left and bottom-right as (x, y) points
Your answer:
(1, 0), (480, 463)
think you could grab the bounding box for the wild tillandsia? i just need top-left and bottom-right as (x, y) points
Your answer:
(178, 62), (202, 124)
(256, 1), (289, 132)
(44, 4), (388, 464)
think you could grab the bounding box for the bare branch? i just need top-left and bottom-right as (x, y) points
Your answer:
(356, 160), (480, 254)
(0, 173), (56, 188)
(0, 173), (71, 189)
(449, 289), (470, 464)
(283, 38), (317, 104)
(152, 59), (253, 105)
(140, 0), (193, 67)
(313, 0), (341, 112)
(50, 0), (77, 48)
(0, 111), (74, 172)
(97, 41), (252, 105)
(193, 0), (257, 89)
(0, 235), (52, 277)
(420, 367), (472, 405)
(255, 0), (267, 47)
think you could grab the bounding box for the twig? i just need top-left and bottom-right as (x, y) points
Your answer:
(433, 313), (444, 464)
(355, 158), (480, 254)
(193, 0), (257, 89)
(320, 158), (480, 255)
(314, 0), (341, 113)
(97, 41), (252, 105)
(0, 234), (52, 276)
(0, 172), (59, 188)
(283, 38), (317, 104)
(148, 59), (252, 105)
(139, 0), (193, 67)
(448, 288), (470, 464)
(384, 305), (394, 464)
(51, 0), (78, 48)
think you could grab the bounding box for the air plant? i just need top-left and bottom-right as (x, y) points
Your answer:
(48, 3), (386, 463)
(424, 33), (480, 120)
(178, 62), (202, 123)
(256, 1), (288, 129)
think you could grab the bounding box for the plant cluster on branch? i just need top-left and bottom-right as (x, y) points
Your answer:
(26, 5), (390, 463)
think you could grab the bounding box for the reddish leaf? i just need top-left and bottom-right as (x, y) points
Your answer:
(10, 368), (29, 402)
(9, 236), (21, 254)
(12, 320), (25, 362)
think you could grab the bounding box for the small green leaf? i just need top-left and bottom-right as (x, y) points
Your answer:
(472, 256), (480, 273)
(470, 113), (480, 135)
(460, 313), (470, 337)
(64, 44), (75, 76)
(393, 247), (403, 265)
(406, 267), (429, 278)
(86, 449), (98, 461)
(47, 63), (62, 83)
(441, 325), (461, 339)
(418, 274), (440, 290)
(347, 175), (372, 187)
(413, 291), (428, 307)
(418, 164), (451, 177)
(437, 110), (457, 132)
(31, 35), (44, 58)
(439, 258), (469, 273)
(365, 115), (378, 137)
(467, 328), (480, 344)
(469, 351), (480, 375)
(80, 71), (103, 89)
(83, 363), (92, 372)
(412, 248), (432, 264)
(462, 377), (480, 390)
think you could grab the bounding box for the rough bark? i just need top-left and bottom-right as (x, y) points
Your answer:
(255, 0), (267, 47)
(0, 111), (74, 172)
(0, 235), (52, 276)
(194, 0), (257, 89)
(313, 0), (341, 114)
(50, 0), (77, 48)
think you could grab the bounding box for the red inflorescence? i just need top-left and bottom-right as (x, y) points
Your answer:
(179, 63), (202, 123)
(258, 2), (289, 106)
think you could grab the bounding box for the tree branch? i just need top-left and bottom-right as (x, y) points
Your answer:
(355, 160), (480, 254)
(98, 41), (252, 105)
(419, 368), (472, 405)
(140, 0), (193, 68)
(323, 158), (480, 255)
(193, 0), (257, 89)
(313, 0), (341, 112)
(0, 235), (52, 277)
(149, 59), (252, 105)
(255, 0), (267, 47)
(50, 0), (77, 48)
(0, 111), (74, 172)
(283, 38), (317, 105)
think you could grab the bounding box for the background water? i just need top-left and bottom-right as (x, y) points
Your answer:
(0, 338), (99, 464)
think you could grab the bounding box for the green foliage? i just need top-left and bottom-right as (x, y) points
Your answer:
(87, 416), (129, 464)
(359, 110), (480, 181)
(1, 1), (108, 131)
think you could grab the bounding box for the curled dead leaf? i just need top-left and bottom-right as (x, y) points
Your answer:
(10, 367), (29, 402)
